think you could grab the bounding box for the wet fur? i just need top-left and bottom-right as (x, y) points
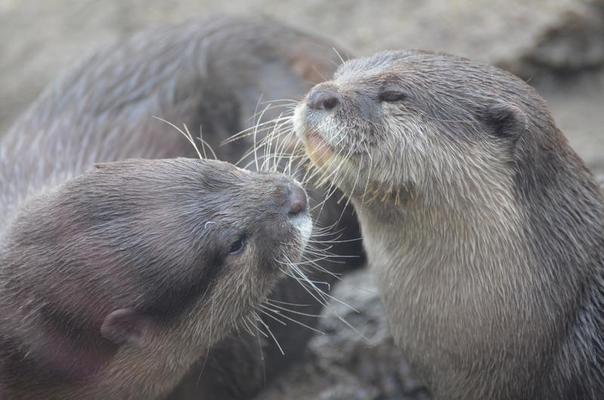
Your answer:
(0, 16), (363, 400)
(0, 158), (308, 399)
(295, 50), (604, 400)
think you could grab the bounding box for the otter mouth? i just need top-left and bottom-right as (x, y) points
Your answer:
(294, 105), (335, 168)
(303, 130), (336, 167)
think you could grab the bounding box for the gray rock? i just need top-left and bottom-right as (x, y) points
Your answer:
(498, 0), (604, 80)
(255, 271), (430, 400)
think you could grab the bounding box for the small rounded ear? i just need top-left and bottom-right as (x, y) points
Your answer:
(479, 100), (528, 141)
(101, 308), (152, 347)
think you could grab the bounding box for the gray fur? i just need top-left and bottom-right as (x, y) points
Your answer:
(0, 158), (310, 399)
(0, 16), (363, 399)
(295, 49), (604, 400)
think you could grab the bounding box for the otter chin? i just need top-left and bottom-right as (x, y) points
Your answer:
(296, 49), (604, 400)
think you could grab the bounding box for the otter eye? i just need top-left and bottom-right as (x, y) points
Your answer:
(378, 90), (407, 103)
(228, 235), (247, 255)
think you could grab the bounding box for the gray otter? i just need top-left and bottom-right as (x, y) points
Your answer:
(294, 50), (604, 400)
(0, 158), (311, 400)
(0, 16), (362, 400)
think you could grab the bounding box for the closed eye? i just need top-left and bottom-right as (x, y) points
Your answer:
(378, 90), (407, 103)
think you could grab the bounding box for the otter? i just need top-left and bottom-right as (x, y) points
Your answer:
(0, 16), (363, 400)
(0, 158), (311, 400)
(294, 50), (604, 400)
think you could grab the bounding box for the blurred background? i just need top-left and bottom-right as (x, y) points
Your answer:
(1, 0), (603, 176)
(1, 1), (602, 399)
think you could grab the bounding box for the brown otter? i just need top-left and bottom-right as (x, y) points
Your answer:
(0, 158), (311, 400)
(0, 16), (363, 400)
(294, 50), (604, 400)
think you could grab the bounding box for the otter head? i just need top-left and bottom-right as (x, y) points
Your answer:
(0, 158), (311, 399)
(294, 50), (561, 215)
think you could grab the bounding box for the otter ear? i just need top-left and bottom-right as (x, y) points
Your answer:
(101, 308), (152, 347)
(479, 100), (527, 141)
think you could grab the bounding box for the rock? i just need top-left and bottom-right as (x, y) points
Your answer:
(255, 271), (430, 400)
(498, 0), (604, 81)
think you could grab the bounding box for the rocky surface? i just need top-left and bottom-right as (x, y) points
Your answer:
(1, 1), (603, 399)
(255, 270), (430, 400)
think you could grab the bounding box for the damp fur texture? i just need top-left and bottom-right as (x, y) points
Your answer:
(295, 49), (604, 400)
(0, 16), (361, 400)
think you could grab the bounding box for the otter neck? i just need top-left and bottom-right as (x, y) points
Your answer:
(351, 190), (558, 395)
(351, 186), (547, 340)
(355, 190), (529, 270)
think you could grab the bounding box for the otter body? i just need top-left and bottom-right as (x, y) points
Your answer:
(295, 50), (604, 400)
(0, 16), (362, 399)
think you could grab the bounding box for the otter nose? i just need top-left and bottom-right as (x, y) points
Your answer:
(286, 184), (308, 217)
(307, 88), (340, 111)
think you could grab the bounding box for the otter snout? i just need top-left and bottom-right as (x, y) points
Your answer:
(286, 183), (308, 217)
(307, 85), (340, 111)
(274, 177), (312, 248)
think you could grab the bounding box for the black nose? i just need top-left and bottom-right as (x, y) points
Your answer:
(286, 184), (308, 217)
(307, 88), (340, 111)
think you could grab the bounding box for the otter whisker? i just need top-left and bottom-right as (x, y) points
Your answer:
(332, 46), (348, 65)
(268, 123), (297, 174)
(299, 258), (344, 280)
(258, 308), (287, 327)
(306, 235), (362, 244)
(153, 116), (204, 159)
(301, 244), (351, 259)
(293, 263), (362, 314)
(264, 301), (320, 317)
(266, 299), (311, 309)
(253, 104), (273, 171)
(279, 265), (329, 308)
(241, 153), (306, 173)
(223, 111), (292, 145)
(266, 114), (292, 173)
(258, 98), (300, 106)
(287, 263), (333, 306)
(241, 315), (258, 337)
(237, 128), (298, 167)
(192, 125), (218, 160)
(254, 313), (285, 356)
(262, 304), (323, 322)
(259, 304), (325, 335)
(285, 262), (367, 341)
